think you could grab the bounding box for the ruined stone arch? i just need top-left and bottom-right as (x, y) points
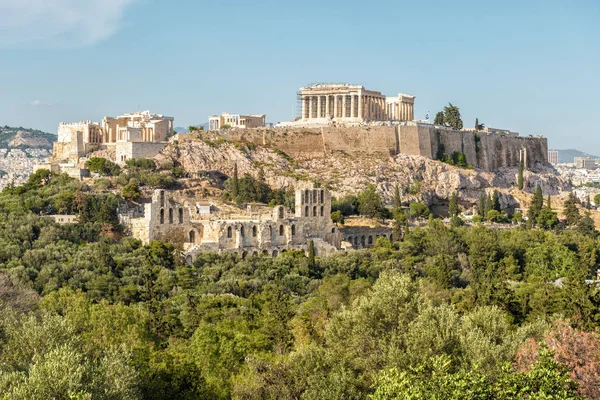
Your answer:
(313, 206), (317, 217)
(368, 235), (373, 245)
(252, 251), (258, 256)
(178, 208), (183, 224)
(354, 237), (358, 247)
(272, 250), (279, 257)
(305, 189), (310, 202)
(320, 206), (324, 217)
(240, 226), (245, 237)
(189, 230), (196, 243)
(169, 208), (173, 224)
(227, 226), (233, 238)
(348, 236), (353, 244)
(242, 251), (248, 259)
(252, 226), (257, 237)
(278, 206), (284, 219)
(185, 255), (192, 265)
(305, 205), (309, 217)
(160, 191), (165, 206)
(361, 236), (366, 247)
(160, 208), (164, 224)
(291, 225), (296, 235)
(279, 225), (284, 236)
(262, 250), (269, 255)
(320, 189), (324, 203)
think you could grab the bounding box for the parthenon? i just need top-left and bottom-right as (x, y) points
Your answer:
(300, 83), (415, 122)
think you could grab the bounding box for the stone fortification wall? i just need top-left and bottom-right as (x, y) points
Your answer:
(214, 126), (399, 158)
(210, 124), (547, 171)
(115, 142), (168, 164)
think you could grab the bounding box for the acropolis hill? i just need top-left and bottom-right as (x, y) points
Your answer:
(40, 83), (549, 177)
(211, 83), (549, 171)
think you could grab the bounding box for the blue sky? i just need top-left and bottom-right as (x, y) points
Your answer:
(0, 0), (598, 151)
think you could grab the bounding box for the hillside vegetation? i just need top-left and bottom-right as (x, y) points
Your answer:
(0, 168), (598, 398)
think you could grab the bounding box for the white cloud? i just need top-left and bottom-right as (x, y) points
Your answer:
(0, 0), (137, 48)
(30, 99), (55, 107)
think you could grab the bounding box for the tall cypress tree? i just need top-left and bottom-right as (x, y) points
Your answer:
(563, 192), (580, 226)
(528, 185), (544, 225)
(475, 118), (479, 131)
(517, 161), (524, 190)
(232, 163), (239, 199)
(546, 194), (551, 209)
(485, 193), (494, 216)
(492, 190), (501, 211)
(308, 240), (316, 269)
(478, 193), (486, 217)
(393, 184), (402, 209)
(448, 192), (459, 217)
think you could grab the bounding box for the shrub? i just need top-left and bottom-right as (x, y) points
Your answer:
(409, 202), (430, 218)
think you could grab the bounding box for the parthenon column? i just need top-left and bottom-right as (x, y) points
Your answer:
(302, 97), (307, 119)
(325, 96), (330, 118)
(409, 104), (414, 120)
(317, 96), (322, 118)
(342, 95), (347, 118)
(358, 95), (363, 119)
(308, 96), (314, 119)
(333, 95), (338, 118)
(350, 95), (356, 118)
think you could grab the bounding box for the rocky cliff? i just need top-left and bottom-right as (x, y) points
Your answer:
(156, 134), (568, 211)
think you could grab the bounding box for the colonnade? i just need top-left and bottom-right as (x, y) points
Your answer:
(302, 94), (413, 121)
(386, 102), (414, 121)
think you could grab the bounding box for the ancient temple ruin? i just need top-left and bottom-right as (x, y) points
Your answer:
(299, 83), (415, 122)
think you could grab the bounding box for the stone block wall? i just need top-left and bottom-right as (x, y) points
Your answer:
(115, 142), (168, 164)
(213, 124), (548, 171)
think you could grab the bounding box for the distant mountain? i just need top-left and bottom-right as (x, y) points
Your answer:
(0, 125), (56, 149)
(174, 122), (209, 133)
(556, 149), (600, 164)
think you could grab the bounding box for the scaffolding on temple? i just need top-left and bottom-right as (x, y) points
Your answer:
(296, 90), (303, 121)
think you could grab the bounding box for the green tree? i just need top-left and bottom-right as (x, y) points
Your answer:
(393, 184), (402, 209)
(357, 185), (386, 220)
(485, 193), (494, 216)
(85, 157), (121, 176)
(492, 190), (501, 211)
(443, 103), (463, 130)
(536, 208), (559, 230)
(448, 192), (459, 218)
(331, 210), (344, 225)
(434, 111), (445, 125)
(486, 209), (502, 223)
(409, 202), (430, 219)
(475, 117), (479, 130)
(122, 182), (141, 200)
(547, 194), (552, 209)
(594, 193), (600, 207)
(518, 160), (524, 190)
(527, 185), (544, 226)
(231, 163), (239, 199)
(308, 240), (316, 270)
(576, 211), (596, 237)
(478, 193), (486, 217)
(563, 192), (580, 226)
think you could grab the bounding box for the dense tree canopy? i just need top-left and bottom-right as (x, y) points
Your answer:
(0, 173), (599, 398)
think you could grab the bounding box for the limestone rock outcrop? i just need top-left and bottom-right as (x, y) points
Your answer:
(155, 135), (569, 210)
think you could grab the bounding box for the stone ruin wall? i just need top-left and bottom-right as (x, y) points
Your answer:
(213, 125), (548, 170)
